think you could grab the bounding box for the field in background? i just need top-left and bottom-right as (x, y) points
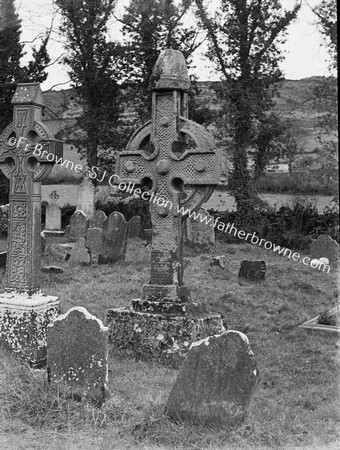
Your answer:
(0, 237), (339, 449)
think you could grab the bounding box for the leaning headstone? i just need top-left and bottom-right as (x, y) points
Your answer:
(76, 176), (95, 218)
(86, 227), (103, 264)
(127, 216), (141, 238)
(0, 82), (63, 365)
(186, 207), (215, 248)
(238, 260), (266, 283)
(47, 243), (72, 262)
(98, 212), (127, 264)
(45, 190), (62, 231)
(89, 210), (107, 229)
(69, 237), (90, 266)
(165, 331), (259, 426)
(0, 251), (6, 268)
(47, 307), (109, 406)
(69, 210), (89, 240)
(310, 235), (339, 263)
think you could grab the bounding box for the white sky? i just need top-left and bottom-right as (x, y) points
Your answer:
(14, 0), (332, 91)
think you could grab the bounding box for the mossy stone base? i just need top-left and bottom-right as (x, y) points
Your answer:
(0, 292), (60, 367)
(106, 301), (225, 368)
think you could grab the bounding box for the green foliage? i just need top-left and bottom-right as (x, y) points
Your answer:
(55, 0), (125, 169)
(317, 310), (338, 326)
(313, 0), (337, 70)
(61, 204), (76, 230)
(0, 206), (8, 237)
(119, 0), (202, 120)
(0, 173), (9, 204)
(0, 0), (50, 131)
(194, 0), (301, 224)
(211, 196), (339, 250)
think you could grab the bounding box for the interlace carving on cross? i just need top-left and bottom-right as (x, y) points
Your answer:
(115, 50), (225, 303)
(0, 83), (63, 295)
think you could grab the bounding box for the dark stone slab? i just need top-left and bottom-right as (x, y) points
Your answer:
(238, 260), (266, 283)
(41, 266), (64, 274)
(89, 210), (107, 229)
(165, 331), (259, 426)
(69, 211), (89, 240)
(127, 216), (141, 238)
(0, 251), (6, 268)
(98, 212), (127, 264)
(310, 235), (339, 263)
(47, 307), (109, 406)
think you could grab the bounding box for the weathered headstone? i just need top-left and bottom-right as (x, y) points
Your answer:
(98, 212), (127, 264)
(86, 227), (103, 264)
(76, 175), (95, 218)
(45, 190), (61, 231)
(127, 215), (141, 238)
(165, 331), (259, 426)
(0, 251), (6, 268)
(238, 260), (266, 283)
(310, 235), (339, 263)
(69, 210), (89, 240)
(47, 307), (109, 406)
(0, 83), (63, 365)
(106, 50), (226, 366)
(89, 210), (107, 229)
(69, 237), (90, 266)
(186, 207), (215, 248)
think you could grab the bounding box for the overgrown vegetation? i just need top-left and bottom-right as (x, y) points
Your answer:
(0, 237), (339, 449)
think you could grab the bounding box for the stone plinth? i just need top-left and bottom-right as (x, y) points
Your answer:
(0, 292), (60, 367)
(106, 301), (225, 368)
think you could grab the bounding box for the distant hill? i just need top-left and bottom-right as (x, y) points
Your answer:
(42, 77), (337, 156)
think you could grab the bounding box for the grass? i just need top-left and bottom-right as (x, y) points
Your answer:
(0, 236), (339, 449)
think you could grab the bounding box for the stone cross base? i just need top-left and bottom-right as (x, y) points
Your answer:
(0, 292), (60, 367)
(106, 302), (225, 368)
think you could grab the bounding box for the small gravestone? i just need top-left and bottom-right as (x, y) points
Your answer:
(86, 227), (103, 264)
(76, 176), (95, 218)
(99, 212), (127, 264)
(165, 331), (259, 427)
(69, 210), (89, 240)
(238, 260), (266, 283)
(310, 235), (339, 263)
(47, 307), (109, 406)
(0, 251), (6, 268)
(45, 191), (62, 231)
(186, 207), (215, 248)
(89, 210), (107, 229)
(127, 216), (141, 238)
(69, 238), (90, 266)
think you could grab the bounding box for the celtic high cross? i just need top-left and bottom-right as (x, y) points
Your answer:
(0, 83), (63, 295)
(116, 50), (225, 302)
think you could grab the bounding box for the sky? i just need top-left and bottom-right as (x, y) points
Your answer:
(14, 0), (332, 91)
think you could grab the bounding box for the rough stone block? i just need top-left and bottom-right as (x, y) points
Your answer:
(47, 307), (109, 406)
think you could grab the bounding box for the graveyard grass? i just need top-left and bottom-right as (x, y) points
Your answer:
(0, 237), (339, 450)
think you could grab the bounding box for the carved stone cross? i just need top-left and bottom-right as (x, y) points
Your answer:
(115, 50), (224, 302)
(0, 83), (63, 295)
